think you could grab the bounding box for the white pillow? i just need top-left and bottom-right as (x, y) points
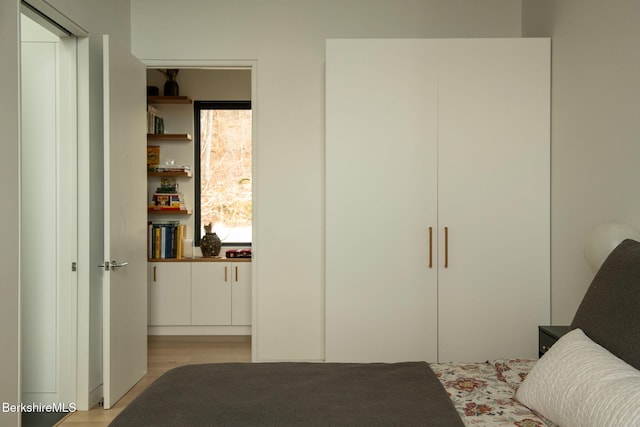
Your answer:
(516, 328), (640, 427)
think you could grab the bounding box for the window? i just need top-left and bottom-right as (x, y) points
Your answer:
(194, 101), (252, 245)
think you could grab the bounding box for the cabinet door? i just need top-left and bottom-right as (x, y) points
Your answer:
(148, 262), (191, 325)
(231, 262), (251, 326)
(325, 39), (439, 362)
(436, 39), (550, 361)
(191, 262), (231, 325)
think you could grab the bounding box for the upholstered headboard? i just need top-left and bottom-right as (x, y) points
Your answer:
(570, 238), (640, 370)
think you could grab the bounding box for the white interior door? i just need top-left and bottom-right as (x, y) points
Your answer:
(436, 39), (550, 362)
(102, 34), (147, 409)
(325, 39), (439, 362)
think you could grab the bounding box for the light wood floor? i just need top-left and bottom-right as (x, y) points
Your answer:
(56, 335), (251, 426)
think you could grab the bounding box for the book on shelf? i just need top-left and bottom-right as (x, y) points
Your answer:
(147, 105), (165, 134)
(152, 193), (179, 207)
(154, 116), (164, 134)
(160, 177), (177, 190)
(149, 179), (187, 210)
(149, 202), (188, 213)
(154, 187), (180, 194)
(148, 221), (187, 259)
(155, 165), (191, 173)
(155, 183), (180, 193)
(147, 105), (158, 134)
(147, 146), (160, 171)
(149, 189), (187, 211)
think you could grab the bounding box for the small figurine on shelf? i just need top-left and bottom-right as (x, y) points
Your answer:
(157, 69), (180, 96)
(200, 222), (221, 257)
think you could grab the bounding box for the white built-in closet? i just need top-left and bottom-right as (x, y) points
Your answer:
(325, 38), (550, 363)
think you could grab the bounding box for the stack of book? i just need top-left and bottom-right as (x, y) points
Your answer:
(149, 178), (187, 211)
(148, 221), (187, 259)
(155, 164), (191, 174)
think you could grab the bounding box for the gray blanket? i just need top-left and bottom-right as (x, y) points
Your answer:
(109, 362), (464, 426)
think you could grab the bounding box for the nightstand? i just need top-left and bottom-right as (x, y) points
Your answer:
(538, 325), (571, 357)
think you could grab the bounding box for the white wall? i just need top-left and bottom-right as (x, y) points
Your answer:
(0, 0), (21, 424)
(146, 69), (251, 102)
(132, 0), (523, 361)
(48, 0), (131, 48)
(522, 0), (640, 324)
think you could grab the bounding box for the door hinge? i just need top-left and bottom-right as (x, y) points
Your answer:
(71, 262), (77, 272)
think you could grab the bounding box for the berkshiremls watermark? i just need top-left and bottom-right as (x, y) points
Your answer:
(2, 402), (77, 413)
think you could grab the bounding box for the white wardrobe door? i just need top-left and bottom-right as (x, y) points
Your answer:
(325, 39), (439, 362)
(436, 38), (551, 362)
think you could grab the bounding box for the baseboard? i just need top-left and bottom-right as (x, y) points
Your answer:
(147, 325), (251, 336)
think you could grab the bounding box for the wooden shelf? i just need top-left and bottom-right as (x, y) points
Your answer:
(146, 94), (193, 228)
(148, 171), (192, 178)
(148, 96), (193, 104)
(148, 208), (193, 215)
(147, 133), (192, 141)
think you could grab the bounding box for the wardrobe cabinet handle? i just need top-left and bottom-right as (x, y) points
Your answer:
(224, 266), (228, 282)
(444, 227), (449, 268)
(428, 227), (433, 268)
(235, 266), (239, 282)
(153, 266), (157, 282)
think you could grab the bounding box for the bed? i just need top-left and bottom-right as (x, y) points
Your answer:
(110, 239), (640, 426)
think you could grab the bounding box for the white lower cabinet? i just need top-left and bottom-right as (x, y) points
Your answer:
(149, 260), (251, 329)
(148, 262), (191, 326)
(192, 262), (231, 325)
(230, 262), (251, 326)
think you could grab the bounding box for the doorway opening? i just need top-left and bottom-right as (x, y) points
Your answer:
(144, 65), (256, 356)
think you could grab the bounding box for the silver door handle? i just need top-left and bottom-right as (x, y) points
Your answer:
(110, 260), (128, 269)
(97, 261), (129, 271)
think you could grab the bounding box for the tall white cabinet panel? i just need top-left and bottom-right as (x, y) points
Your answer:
(325, 39), (440, 363)
(436, 39), (551, 362)
(325, 38), (550, 363)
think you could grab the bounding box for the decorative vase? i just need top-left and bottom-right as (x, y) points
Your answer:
(163, 79), (179, 97)
(158, 69), (180, 96)
(200, 232), (222, 257)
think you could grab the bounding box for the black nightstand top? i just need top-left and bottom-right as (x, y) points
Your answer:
(538, 325), (572, 339)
